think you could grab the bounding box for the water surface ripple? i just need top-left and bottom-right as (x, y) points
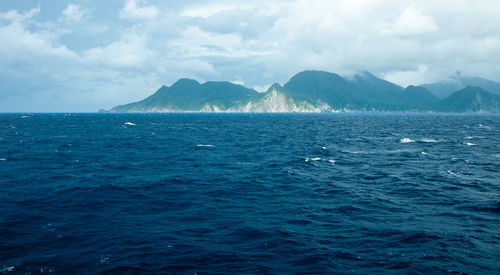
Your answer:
(1, 114), (499, 274)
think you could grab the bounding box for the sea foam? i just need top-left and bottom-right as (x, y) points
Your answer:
(399, 138), (415, 143)
(420, 138), (438, 143)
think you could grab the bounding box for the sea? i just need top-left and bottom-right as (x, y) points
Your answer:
(0, 113), (499, 274)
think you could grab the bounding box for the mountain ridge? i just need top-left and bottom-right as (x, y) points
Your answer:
(108, 70), (500, 113)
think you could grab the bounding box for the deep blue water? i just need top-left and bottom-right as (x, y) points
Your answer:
(1, 113), (499, 274)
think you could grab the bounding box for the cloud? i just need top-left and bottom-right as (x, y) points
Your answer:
(181, 3), (252, 18)
(0, 9), (78, 67)
(119, 0), (159, 20)
(168, 26), (276, 59)
(0, 6), (40, 22)
(61, 4), (89, 22)
(2, 0), (500, 112)
(386, 5), (438, 35)
(84, 31), (154, 69)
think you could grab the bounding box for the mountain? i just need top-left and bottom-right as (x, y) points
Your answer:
(437, 86), (500, 113)
(229, 83), (329, 112)
(108, 70), (500, 113)
(110, 79), (257, 112)
(350, 71), (407, 110)
(421, 74), (500, 98)
(402, 85), (439, 110)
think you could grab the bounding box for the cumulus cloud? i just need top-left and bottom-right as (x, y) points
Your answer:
(119, 0), (159, 20)
(0, 8), (78, 67)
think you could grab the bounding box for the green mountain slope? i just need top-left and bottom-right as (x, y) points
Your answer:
(438, 86), (500, 112)
(283, 70), (362, 110)
(110, 79), (257, 112)
(402, 85), (439, 110)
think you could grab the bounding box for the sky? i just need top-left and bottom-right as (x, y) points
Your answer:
(1, 0), (500, 112)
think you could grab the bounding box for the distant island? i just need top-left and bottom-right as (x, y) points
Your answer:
(107, 70), (500, 113)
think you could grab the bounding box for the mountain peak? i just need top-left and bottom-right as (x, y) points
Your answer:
(269, 83), (283, 90)
(171, 78), (200, 88)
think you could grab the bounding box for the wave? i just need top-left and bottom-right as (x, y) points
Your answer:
(399, 138), (415, 143)
(305, 157), (321, 162)
(478, 124), (492, 130)
(196, 144), (215, 147)
(419, 138), (438, 143)
(447, 170), (460, 177)
(124, 122), (136, 126)
(464, 142), (477, 146)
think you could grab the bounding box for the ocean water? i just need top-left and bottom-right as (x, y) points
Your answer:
(1, 113), (499, 274)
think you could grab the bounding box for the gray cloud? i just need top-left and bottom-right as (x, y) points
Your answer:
(1, 0), (500, 111)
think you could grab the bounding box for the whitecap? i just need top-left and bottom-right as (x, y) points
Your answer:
(124, 122), (136, 126)
(196, 144), (215, 147)
(304, 157), (321, 162)
(464, 142), (477, 146)
(465, 136), (473, 139)
(321, 146), (327, 150)
(420, 151), (429, 155)
(420, 138), (438, 143)
(447, 170), (460, 176)
(328, 159), (335, 164)
(399, 138), (415, 143)
(0, 158), (6, 161)
(479, 124), (492, 130)
(0, 266), (14, 272)
(21, 115), (29, 118)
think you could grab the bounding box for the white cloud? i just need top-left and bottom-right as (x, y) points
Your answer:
(230, 80), (244, 86)
(0, 9), (78, 66)
(119, 0), (159, 20)
(84, 32), (154, 69)
(181, 3), (250, 18)
(61, 4), (88, 22)
(386, 5), (438, 35)
(0, 7), (39, 22)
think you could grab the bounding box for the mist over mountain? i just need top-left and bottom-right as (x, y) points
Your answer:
(421, 73), (500, 99)
(109, 70), (500, 113)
